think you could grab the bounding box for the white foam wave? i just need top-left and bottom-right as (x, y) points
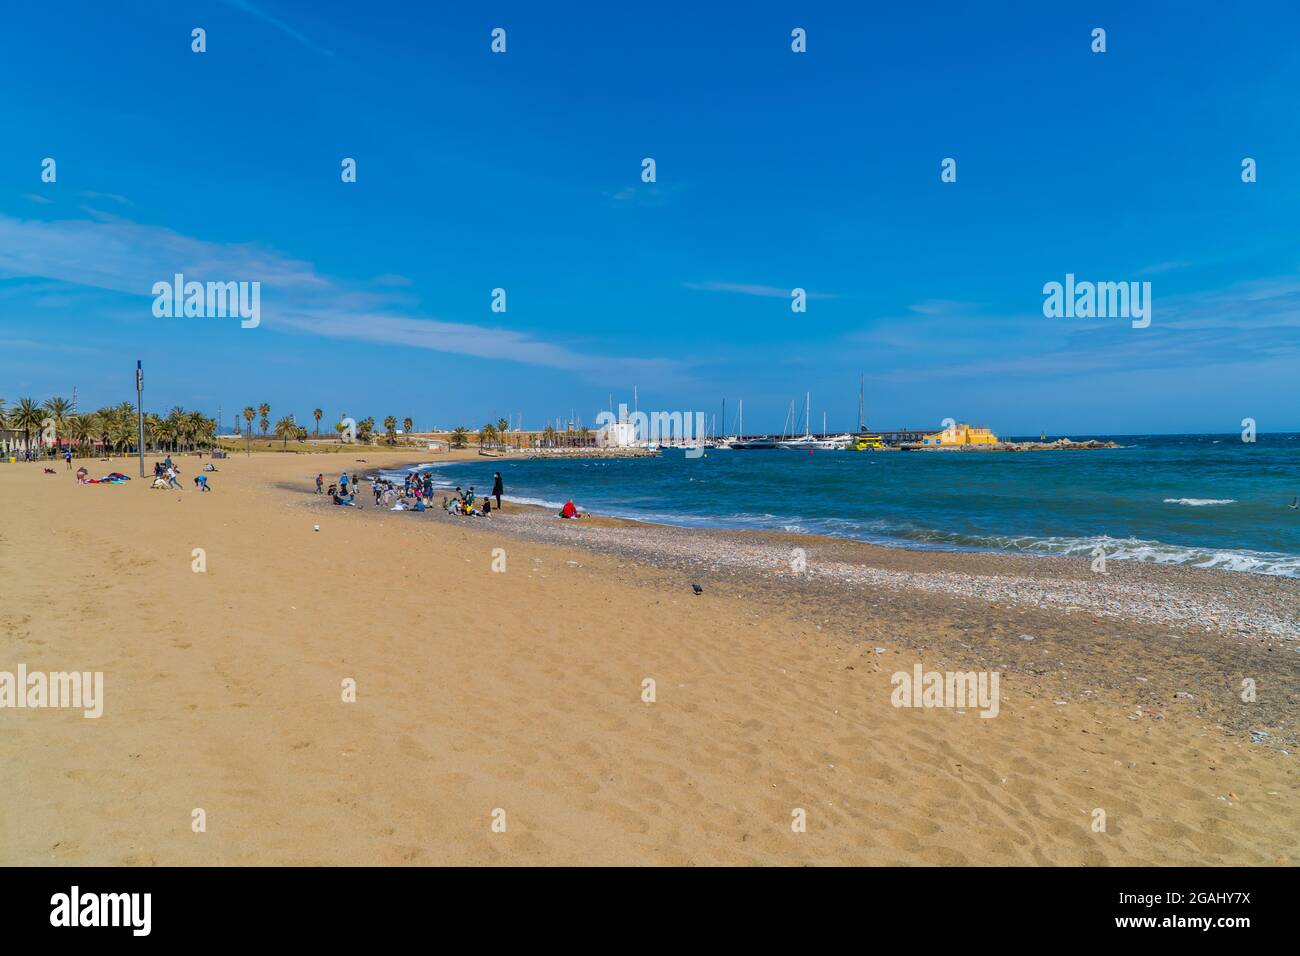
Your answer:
(1163, 497), (1236, 506)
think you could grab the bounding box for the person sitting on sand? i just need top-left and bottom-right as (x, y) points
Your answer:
(327, 483), (337, 497)
(560, 499), (582, 519)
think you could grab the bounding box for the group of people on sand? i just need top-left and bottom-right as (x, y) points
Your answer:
(316, 470), (359, 506)
(145, 455), (216, 492)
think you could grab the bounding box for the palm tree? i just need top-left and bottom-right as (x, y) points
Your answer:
(188, 411), (211, 452)
(479, 423), (497, 447)
(383, 416), (398, 444)
(151, 415), (172, 452)
(242, 406), (255, 436)
(111, 412), (136, 457)
(358, 417), (375, 443)
(402, 417), (414, 436)
(274, 415), (297, 449)
(496, 417), (509, 438)
(10, 398), (44, 456)
(312, 408), (323, 437)
(41, 396), (75, 454)
(449, 426), (469, 449)
(65, 414), (88, 458)
(257, 403), (270, 437)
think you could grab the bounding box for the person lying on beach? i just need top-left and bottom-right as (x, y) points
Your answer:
(204, 463), (218, 472)
(331, 491), (356, 506)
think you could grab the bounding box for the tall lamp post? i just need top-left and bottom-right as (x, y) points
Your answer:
(135, 360), (145, 477)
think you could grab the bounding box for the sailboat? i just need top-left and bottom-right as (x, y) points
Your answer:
(777, 393), (840, 449)
(851, 373), (884, 450)
(731, 400), (775, 449)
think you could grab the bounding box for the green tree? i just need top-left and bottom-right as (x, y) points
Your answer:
(10, 398), (44, 455)
(312, 407), (323, 437)
(383, 416), (398, 444)
(449, 426), (469, 449)
(274, 415), (298, 449)
(258, 402), (270, 437)
(41, 396), (75, 454)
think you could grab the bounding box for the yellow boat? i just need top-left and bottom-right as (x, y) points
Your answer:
(853, 433), (884, 451)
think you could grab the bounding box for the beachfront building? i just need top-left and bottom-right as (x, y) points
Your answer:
(921, 423), (1000, 446)
(596, 420), (638, 449)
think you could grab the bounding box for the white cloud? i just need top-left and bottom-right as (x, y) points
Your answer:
(0, 211), (681, 382)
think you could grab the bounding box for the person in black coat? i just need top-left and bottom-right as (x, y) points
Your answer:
(492, 472), (504, 509)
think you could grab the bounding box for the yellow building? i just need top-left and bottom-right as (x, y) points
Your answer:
(921, 423), (999, 446)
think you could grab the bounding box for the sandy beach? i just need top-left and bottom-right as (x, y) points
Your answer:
(2, 450), (1296, 866)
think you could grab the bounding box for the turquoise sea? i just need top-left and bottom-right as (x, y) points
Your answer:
(393, 434), (1300, 578)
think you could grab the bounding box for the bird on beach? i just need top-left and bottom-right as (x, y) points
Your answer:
(691, 584), (703, 595)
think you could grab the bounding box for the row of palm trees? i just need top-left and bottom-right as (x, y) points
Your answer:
(0, 396), (218, 457)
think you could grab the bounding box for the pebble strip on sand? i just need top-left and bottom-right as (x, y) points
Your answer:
(479, 509), (1300, 641)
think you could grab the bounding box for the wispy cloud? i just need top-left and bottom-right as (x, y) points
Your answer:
(80, 190), (132, 206)
(0, 211), (682, 383)
(854, 274), (1300, 383)
(220, 0), (334, 56)
(23, 194), (52, 205)
(685, 280), (839, 300)
(1137, 260), (1192, 276)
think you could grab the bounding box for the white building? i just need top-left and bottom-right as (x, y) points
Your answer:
(596, 420), (638, 448)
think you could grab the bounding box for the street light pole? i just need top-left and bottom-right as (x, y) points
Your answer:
(135, 360), (145, 477)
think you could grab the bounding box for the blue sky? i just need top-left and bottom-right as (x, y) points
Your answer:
(2, 0), (1299, 435)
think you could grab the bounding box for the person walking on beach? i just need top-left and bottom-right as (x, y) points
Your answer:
(315, 474), (324, 494)
(339, 472), (349, 496)
(492, 471), (503, 510)
(64, 449), (72, 470)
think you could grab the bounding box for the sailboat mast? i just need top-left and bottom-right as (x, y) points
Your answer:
(804, 392), (810, 437)
(859, 374), (864, 431)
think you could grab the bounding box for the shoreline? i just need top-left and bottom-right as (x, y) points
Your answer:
(373, 456), (1300, 583)
(316, 465), (1300, 750)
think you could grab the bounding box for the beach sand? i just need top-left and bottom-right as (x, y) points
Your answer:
(1, 450), (1296, 865)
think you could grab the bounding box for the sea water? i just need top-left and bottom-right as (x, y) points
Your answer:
(390, 434), (1300, 578)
